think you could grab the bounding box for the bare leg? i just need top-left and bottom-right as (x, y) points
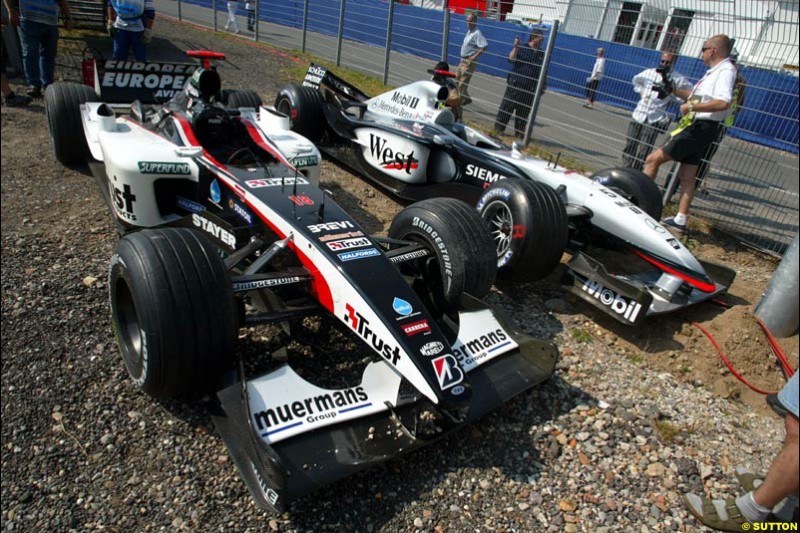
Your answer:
(644, 148), (672, 180)
(754, 414), (800, 509)
(676, 163), (698, 216)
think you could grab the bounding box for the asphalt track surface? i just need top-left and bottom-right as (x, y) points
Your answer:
(156, 0), (798, 253)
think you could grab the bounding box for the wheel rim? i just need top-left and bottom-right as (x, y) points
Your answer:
(276, 98), (294, 124)
(115, 278), (144, 373)
(483, 200), (513, 259)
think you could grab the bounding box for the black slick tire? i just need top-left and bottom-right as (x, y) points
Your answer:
(477, 179), (568, 282)
(591, 167), (664, 221)
(109, 227), (238, 399)
(389, 198), (496, 312)
(227, 89), (263, 110)
(45, 82), (99, 165)
(274, 83), (325, 142)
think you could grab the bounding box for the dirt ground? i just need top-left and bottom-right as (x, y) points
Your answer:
(5, 18), (798, 416)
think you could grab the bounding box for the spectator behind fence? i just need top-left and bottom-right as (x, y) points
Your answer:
(643, 34), (736, 236)
(428, 60), (461, 121)
(224, 0), (239, 34)
(493, 29), (546, 139)
(4, 0), (73, 99)
(244, 0), (254, 32)
(622, 53), (691, 171)
(583, 47), (604, 109)
(457, 13), (487, 108)
(684, 371), (799, 531)
(695, 51), (746, 193)
(107, 0), (155, 62)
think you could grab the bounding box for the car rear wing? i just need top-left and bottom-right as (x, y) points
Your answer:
(302, 63), (369, 103)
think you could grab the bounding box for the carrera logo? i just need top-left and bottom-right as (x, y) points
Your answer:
(465, 164), (509, 186)
(345, 304), (401, 365)
(253, 385), (369, 434)
(432, 354), (464, 391)
(138, 161), (191, 175)
(453, 328), (511, 367)
(326, 237), (372, 251)
(308, 221), (355, 234)
(110, 182), (137, 221)
(581, 279), (643, 323)
(369, 134), (419, 173)
(246, 176), (309, 188)
(192, 213), (237, 249)
(390, 91), (420, 109)
(402, 320), (430, 337)
(338, 248), (381, 262)
(420, 341), (444, 356)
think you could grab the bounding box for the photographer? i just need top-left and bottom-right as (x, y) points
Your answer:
(622, 53), (691, 171)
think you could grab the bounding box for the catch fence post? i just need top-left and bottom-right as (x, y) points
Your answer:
(336, 0), (346, 66)
(523, 20), (558, 146)
(441, 0), (450, 62)
(177, 0), (182, 22)
(383, 0), (395, 85)
(212, 0), (217, 32)
(254, 0), (259, 41)
(301, 0), (309, 52)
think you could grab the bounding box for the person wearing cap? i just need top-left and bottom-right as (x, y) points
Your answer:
(428, 61), (462, 120)
(643, 34), (737, 236)
(457, 13), (487, 108)
(493, 30), (545, 138)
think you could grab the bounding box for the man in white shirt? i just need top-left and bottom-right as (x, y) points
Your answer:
(643, 34), (737, 235)
(457, 13), (487, 107)
(622, 53), (691, 170)
(583, 47), (604, 108)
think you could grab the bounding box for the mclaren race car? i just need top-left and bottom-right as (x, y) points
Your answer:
(45, 52), (558, 512)
(275, 64), (736, 327)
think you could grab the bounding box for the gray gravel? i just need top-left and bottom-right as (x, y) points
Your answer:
(1, 17), (787, 532)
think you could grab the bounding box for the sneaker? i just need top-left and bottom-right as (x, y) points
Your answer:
(4, 92), (32, 107)
(661, 217), (687, 236)
(26, 86), (42, 99)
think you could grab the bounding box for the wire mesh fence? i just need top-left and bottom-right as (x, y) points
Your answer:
(158, 0), (798, 255)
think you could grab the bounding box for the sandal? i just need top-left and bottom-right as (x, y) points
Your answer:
(735, 466), (765, 492)
(683, 494), (749, 532)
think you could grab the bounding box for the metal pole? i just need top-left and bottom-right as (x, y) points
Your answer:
(383, 0), (395, 85)
(523, 20), (558, 146)
(254, 0), (259, 41)
(212, 0), (217, 32)
(177, 0), (182, 22)
(756, 232), (799, 337)
(301, 0), (309, 52)
(441, 0), (450, 62)
(336, 0), (346, 66)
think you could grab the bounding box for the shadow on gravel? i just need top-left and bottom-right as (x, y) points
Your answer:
(284, 374), (596, 531)
(317, 181), (386, 235)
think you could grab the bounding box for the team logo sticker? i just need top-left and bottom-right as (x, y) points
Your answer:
(420, 341), (444, 356)
(402, 319), (430, 337)
(432, 354), (464, 391)
(393, 297), (413, 317)
(337, 248), (381, 262)
(210, 179), (222, 204)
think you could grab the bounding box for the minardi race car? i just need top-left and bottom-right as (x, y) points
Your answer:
(275, 65), (736, 326)
(45, 52), (558, 512)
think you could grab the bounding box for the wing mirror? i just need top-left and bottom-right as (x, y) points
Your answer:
(174, 146), (204, 158)
(433, 134), (453, 146)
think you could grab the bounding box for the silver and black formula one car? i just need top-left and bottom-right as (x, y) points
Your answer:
(275, 65), (736, 326)
(45, 52), (558, 512)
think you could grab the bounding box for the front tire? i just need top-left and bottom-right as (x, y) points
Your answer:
(389, 198), (496, 313)
(591, 167), (663, 221)
(274, 83), (326, 142)
(45, 82), (99, 165)
(477, 179), (568, 282)
(109, 228), (238, 399)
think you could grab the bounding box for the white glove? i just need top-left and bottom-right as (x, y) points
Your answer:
(142, 27), (153, 44)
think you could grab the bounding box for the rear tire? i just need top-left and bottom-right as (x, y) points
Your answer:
(477, 179), (568, 282)
(227, 89), (263, 110)
(389, 198), (496, 313)
(45, 82), (99, 165)
(274, 83), (326, 142)
(109, 228), (238, 399)
(591, 167), (663, 221)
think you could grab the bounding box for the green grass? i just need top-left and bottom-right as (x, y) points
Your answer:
(285, 54), (394, 97)
(570, 328), (592, 343)
(653, 419), (681, 442)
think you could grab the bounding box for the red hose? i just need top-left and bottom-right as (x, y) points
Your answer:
(755, 316), (795, 379)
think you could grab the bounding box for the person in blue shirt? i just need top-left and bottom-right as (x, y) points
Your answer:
(4, 0), (73, 98)
(107, 0), (156, 62)
(494, 29), (545, 138)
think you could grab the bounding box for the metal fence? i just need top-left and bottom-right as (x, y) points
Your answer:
(157, 0), (799, 255)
